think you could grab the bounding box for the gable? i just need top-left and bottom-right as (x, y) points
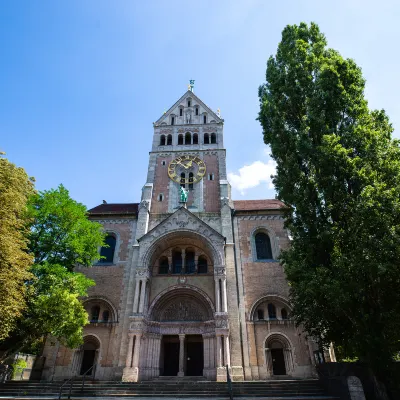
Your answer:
(154, 90), (223, 126)
(137, 206), (224, 244)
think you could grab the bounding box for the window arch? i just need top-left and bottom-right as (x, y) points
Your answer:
(204, 133), (210, 144)
(102, 310), (109, 322)
(268, 303), (277, 319)
(188, 172), (194, 190)
(179, 107), (183, 117)
(167, 134), (172, 145)
(281, 308), (288, 320)
(171, 115), (175, 125)
(160, 135), (166, 146)
(198, 256), (208, 274)
(193, 133), (198, 145)
(211, 133), (217, 144)
(203, 114), (207, 124)
(157, 193), (164, 202)
(185, 132), (191, 145)
(255, 232), (273, 260)
(172, 250), (182, 274)
(187, 98), (192, 107)
(99, 234), (116, 264)
(180, 172), (186, 188)
(195, 106), (199, 116)
(178, 134), (183, 145)
(91, 306), (100, 322)
(159, 256), (169, 275)
(185, 250), (195, 274)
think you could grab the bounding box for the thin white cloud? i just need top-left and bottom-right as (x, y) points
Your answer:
(228, 159), (276, 195)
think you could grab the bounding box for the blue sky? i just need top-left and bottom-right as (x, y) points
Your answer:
(1, 1), (399, 209)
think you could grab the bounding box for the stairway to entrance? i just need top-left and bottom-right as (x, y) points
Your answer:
(0, 379), (339, 399)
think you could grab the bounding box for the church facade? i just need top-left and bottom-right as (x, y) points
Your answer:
(41, 89), (325, 382)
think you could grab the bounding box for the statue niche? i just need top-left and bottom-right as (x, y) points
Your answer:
(160, 299), (206, 322)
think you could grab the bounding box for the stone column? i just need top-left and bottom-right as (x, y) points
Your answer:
(216, 335), (223, 367)
(181, 249), (186, 274)
(224, 335), (231, 366)
(138, 280), (146, 314)
(203, 335), (210, 370)
(132, 334), (142, 369)
(125, 334), (134, 368)
(265, 348), (272, 376)
(132, 279), (140, 313)
(214, 279), (220, 312)
(221, 279), (228, 312)
(178, 334), (185, 377)
(209, 336), (215, 368)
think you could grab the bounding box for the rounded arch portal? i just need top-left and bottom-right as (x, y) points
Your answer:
(148, 285), (215, 322)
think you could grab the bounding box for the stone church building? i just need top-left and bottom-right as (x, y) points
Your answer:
(41, 89), (326, 382)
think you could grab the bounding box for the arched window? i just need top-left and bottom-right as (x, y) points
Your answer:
(172, 250), (182, 274)
(198, 256), (208, 274)
(257, 309), (264, 320)
(102, 310), (109, 322)
(193, 133), (198, 144)
(159, 256), (169, 275)
(99, 234), (116, 264)
(281, 308), (288, 320)
(171, 116), (175, 125)
(203, 115), (207, 124)
(178, 134), (183, 145)
(204, 133), (210, 144)
(179, 107), (183, 117)
(187, 99), (191, 107)
(180, 172), (186, 188)
(195, 106), (199, 116)
(268, 303), (277, 319)
(185, 132), (191, 145)
(211, 133), (217, 144)
(255, 232), (273, 260)
(157, 193), (164, 202)
(167, 134), (172, 145)
(185, 251), (195, 274)
(91, 306), (100, 322)
(160, 135), (166, 146)
(189, 172), (194, 190)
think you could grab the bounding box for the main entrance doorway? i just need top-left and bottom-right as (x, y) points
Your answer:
(161, 335), (180, 376)
(161, 334), (204, 377)
(186, 335), (203, 376)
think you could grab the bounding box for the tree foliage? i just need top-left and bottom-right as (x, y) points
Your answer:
(0, 184), (105, 361)
(258, 22), (400, 381)
(0, 154), (35, 341)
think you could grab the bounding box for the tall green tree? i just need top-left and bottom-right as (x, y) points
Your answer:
(0, 185), (105, 361)
(258, 22), (400, 392)
(0, 154), (35, 341)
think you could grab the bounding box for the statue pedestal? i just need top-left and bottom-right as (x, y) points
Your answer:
(178, 201), (187, 209)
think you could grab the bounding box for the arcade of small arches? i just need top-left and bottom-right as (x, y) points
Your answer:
(159, 132), (217, 146)
(152, 245), (211, 275)
(84, 297), (117, 324)
(251, 296), (291, 322)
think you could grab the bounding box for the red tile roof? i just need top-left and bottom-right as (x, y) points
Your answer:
(233, 199), (286, 211)
(88, 203), (139, 215)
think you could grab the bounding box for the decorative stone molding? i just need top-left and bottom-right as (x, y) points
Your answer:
(161, 299), (207, 322)
(215, 267), (226, 276)
(139, 200), (150, 211)
(177, 127), (199, 133)
(135, 267), (150, 279)
(236, 215), (284, 221)
(159, 128), (173, 134)
(91, 219), (135, 224)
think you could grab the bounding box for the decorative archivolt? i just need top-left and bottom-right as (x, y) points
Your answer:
(147, 285), (215, 322)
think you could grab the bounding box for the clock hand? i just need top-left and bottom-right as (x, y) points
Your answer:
(177, 160), (189, 169)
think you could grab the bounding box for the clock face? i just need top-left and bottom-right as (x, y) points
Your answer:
(168, 155), (206, 184)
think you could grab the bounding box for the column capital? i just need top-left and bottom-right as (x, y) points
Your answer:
(179, 334), (186, 341)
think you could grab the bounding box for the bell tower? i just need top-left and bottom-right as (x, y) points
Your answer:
(144, 85), (228, 216)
